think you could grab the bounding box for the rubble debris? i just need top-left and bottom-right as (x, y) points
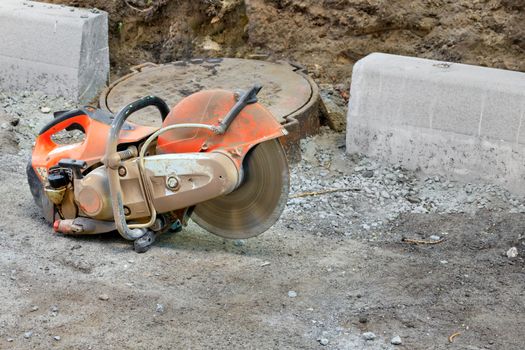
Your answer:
(391, 335), (402, 345)
(156, 304), (165, 314)
(506, 247), (518, 258)
(319, 84), (346, 132)
(285, 130), (525, 242)
(319, 338), (329, 345)
(362, 332), (376, 341)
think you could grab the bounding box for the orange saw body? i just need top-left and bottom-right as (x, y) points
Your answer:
(28, 86), (290, 252)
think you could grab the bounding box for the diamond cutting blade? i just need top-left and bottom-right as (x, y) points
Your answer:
(191, 139), (289, 239)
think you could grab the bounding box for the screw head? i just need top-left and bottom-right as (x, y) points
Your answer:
(166, 176), (179, 190)
(118, 166), (127, 177)
(123, 206), (131, 216)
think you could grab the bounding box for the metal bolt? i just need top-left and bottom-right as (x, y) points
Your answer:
(123, 206), (131, 216)
(166, 176), (179, 190)
(118, 166), (127, 177)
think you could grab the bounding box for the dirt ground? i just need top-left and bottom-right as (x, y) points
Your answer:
(1, 1), (524, 349)
(0, 103), (524, 349)
(41, 0), (525, 87)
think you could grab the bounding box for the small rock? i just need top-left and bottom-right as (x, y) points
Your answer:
(40, 107), (51, 113)
(358, 315), (368, 324)
(53, 336), (61, 341)
(71, 244), (82, 250)
(391, 335), (402, 345)
(363, 332), (376, 341)
(24, 331), (33, 339)
(260, 261), (271, 267)
(30, 305), (39, 312)
(380, 191), (390, 199)
(202, 36), (221, 51)
(98, 294), (109, 301)
(7, 337), (14, 342)
(362, 170), (374, 178)
(406, 195), (421, 204)
(506, 247), (518, 258)
(10, 118), (19, 127)
(288, 290), (297, 298)
(50, 305), (59, 313)
(155, 303), (165, 314)
(319, 338), (329, 346)
(429, 235), (441, 241)
(233, 239), (245, 246)
(385, 173), (396, 181)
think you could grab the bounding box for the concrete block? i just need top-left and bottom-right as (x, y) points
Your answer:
(0, 0), (109, 103)
(347, 53), (525, 194)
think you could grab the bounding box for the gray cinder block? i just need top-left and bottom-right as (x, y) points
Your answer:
(347, 53), (525, 194)
(0, 0), (109, 103)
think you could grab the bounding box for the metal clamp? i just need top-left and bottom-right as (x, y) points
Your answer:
(104, 96), (170, 241)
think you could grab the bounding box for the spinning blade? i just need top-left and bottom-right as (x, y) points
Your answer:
(192, 139), (289, 239)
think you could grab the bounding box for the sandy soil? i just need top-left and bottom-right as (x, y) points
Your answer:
(0, 103), (524, 349)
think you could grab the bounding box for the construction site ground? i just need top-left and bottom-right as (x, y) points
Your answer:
(0, 93), (524, 349)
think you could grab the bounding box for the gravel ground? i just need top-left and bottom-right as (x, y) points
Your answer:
(0, 93), (524, 349)
(287, 129), (525, 241)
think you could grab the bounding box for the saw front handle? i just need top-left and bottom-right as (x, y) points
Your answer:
(104, 96), (170, 240)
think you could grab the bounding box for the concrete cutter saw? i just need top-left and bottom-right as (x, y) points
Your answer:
(27, 86), (290, 252)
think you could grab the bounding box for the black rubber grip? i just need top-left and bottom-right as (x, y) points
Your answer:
(109, 96), (170, 142)
(38, 109), (85, 135)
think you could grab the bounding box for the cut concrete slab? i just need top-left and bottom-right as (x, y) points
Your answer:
(0, 1), (109, 103)
(347, 53), (525, 194)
